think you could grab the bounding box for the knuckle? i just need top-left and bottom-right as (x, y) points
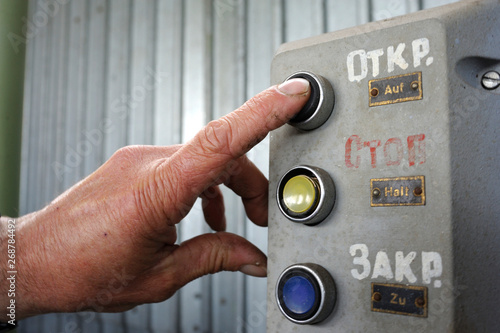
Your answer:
(108, 145), (144, 170)
(113, 145), (141, 160)
(151, 161), (187, 222)
(205, 233), (235, 274)
(189, 234), (232, 275)
(199, 118), (236, 158)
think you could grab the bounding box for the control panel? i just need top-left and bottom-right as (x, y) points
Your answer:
(267, 1), (500, 332)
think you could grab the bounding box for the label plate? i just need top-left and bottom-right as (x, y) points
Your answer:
(371, 283), (428, 317)
(370, 176), (425, 207)
(369, 72), (422, 106)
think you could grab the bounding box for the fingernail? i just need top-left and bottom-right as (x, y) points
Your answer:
(277, 78), (310, 96)
(239, 262), (267, 277)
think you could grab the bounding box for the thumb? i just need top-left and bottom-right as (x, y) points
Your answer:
(169, 232), (267, 286)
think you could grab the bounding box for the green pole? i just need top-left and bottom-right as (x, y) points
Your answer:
(0, 0), (29, 217)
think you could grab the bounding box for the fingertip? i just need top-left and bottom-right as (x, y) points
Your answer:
(277, 78), (310, 96)
(239, 262), (267, 278)
(243, 195), (268, 227)
(202, 202), (227, 232)
(216, 216), (227, 232)
(201, 186), (226, 231)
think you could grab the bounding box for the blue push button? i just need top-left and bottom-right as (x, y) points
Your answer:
(276, 263), (337, 325)
(282, 276), (316, 315)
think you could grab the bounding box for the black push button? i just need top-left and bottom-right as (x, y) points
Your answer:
(284, 72), (335, 130)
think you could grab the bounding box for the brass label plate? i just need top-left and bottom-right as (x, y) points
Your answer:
(369, 72), (422, 106)
(370, 176), (425, 207)
(371, 283), (428, 318)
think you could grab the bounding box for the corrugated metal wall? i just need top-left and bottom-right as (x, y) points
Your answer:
(18, 0), (457, 332)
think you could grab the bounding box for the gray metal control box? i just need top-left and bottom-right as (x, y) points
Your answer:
(267, 1), (500, 332)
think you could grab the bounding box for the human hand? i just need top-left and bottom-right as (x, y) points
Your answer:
(0, 78), (310, 320)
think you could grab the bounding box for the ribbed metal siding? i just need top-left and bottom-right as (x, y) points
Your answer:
(18, 0), (457, 332)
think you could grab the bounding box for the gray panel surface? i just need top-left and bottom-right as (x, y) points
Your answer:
(268, 1), (498, 332)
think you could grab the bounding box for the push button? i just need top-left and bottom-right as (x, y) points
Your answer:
(282, 275), (316, 314)
(284, 71), (335, 130)
(282, 175), (319, 216)
(277, 165), (336, 225)
(276, 263), (337, 325)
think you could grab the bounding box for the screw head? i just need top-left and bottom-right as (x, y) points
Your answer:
(372, 292), (382, 302)
(414, 187), (423, 196)
(415, 297), (425, 308)
(411, 81), (419, 90)
(481, 71), (500, 90)
(372, 188), (381, 197)
(370, 88), (379, 97)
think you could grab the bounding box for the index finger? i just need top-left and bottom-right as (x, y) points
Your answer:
(160, 78), (310, 214)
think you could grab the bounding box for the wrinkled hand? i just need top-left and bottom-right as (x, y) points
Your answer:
(1, 78), (310, 320)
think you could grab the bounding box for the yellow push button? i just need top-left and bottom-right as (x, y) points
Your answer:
(282, 175), (319, 214)
(277, 165), (335, 225)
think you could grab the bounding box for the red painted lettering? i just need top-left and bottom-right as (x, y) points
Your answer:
(384, 137), (403, 166)
(407, 134), (426, 166)
(364, 140), (381, 168)
(345, 135), (362, 168)
(344, 134), (426, 169)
